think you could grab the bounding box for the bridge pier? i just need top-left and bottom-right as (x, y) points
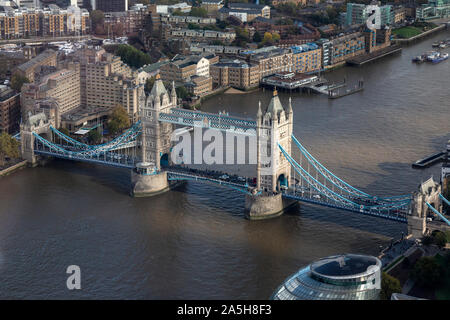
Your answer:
(244, 193), (297, 220)
(131, 163), (171, 197)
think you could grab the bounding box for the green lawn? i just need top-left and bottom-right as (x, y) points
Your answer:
(392, 26), (423, 39)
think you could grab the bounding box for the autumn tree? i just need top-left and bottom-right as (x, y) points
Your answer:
(11, 73), (29, 92)
(107, 105), (130, 135)
(0, 132), (20, 167)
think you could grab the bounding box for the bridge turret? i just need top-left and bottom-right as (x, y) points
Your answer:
(171, 81), (177, 105)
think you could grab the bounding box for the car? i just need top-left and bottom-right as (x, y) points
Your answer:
(219, 174), (229, 180)
(426, 217), (433, 222)
(280, 185), (288, 190)
(237, 176), (246, 182)
(313, 195), (321, 199)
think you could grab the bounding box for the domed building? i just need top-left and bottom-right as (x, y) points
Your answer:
(271, 254), (382, 300)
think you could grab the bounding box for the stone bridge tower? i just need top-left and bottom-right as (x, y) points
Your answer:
(256, 89), (293, 193)
(246, 89), (296, 220)
(131, 75), (177, 197)
(408, 177), (442, 238)
(20, 112), (51, 166)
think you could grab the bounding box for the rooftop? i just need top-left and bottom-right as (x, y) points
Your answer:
(17, 49), (56, 72)
(310, 254), (381, 278)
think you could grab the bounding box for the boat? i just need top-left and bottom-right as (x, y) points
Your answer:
(439, 43), (447, 48)
(432, 42), (440, 47)
(412, 55), (425, 63)
(431, 52), (449, 64)
(426, 51), (439, 61)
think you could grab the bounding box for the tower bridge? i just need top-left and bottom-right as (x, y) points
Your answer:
(18, 76), (450, 236)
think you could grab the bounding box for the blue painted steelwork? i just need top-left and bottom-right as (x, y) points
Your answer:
(439, 193), (450, 207)
(167, 170), (251, 194)
(426, 202), (450, 226)
(291, 134), (411, 203)
(159, 108), (257, 135)
(279, 142), (409, 222)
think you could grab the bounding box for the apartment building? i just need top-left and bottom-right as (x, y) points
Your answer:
(0, 85), (20, 134)
(170, 28), (236, 44)
(21, 64), (81, 119)
(15, 49), (57, 83)
(185, 75), (213, 97)
(0, 5), (89, 40)
(218, 3), (270, 22)
(201, 0), (224, 14)
(241, 46), (293, 78)
(328, 31), (365, 66)
(291, 43), (322, 73)
(160, 54), (218, 83)
(103, 4), (149, 36)
(21, 47), (144, 127)
(210, 59), (259, 90)
(92, 0), (128, 12)
(160, 15), (217, 26)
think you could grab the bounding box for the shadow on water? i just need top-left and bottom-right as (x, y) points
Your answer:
(44, 158), (131, 195)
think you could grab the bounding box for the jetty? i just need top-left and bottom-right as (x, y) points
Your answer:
(412, 151), (445, 168)
(347, 45), (402, 66)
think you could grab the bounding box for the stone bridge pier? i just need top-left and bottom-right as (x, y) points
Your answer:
(408, 177), (442, 238)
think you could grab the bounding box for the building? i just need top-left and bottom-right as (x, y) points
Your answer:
(272, 254), (382, 300)
(327, 31), (366, 66)
(241, 46), (293, 78)
(156, 2), (192, 14)
(0, 47), (34, 78)
(393, 7), (406, 24)
(160, 14), (216, 26)
(201, 0), (224, 14)
(169, 28), (236, 44)
(21, 47), (144, 129)
(0, 5), (90, 40)
(346, 3), (394, 27)
(291, 43), (322, 73)
(210, 59), (259, 90)
(91, 0), (128, 12)
(21, 65), (81, 121)
(184, 75), (213, 96)
(364, 27), (391, 54)
(0, 85), (20, 134)
(160, 54), (218, 83)
(218, 3), (270, 22)
(416, 0), (450, 20)
(272, 0), (307, 6)
(15, 49), (58, 83)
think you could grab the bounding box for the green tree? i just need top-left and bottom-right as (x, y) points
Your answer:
(432, 230), (448, 248)
(108, 105), (130, 135)
(115, 44), (151, 69)
(171, 9), (184, 16)
(0, 132), (20, 167)
(411, 256), (444, 288)
(87, 129), (102, 144)
(380, 272), (402, 300)
(11, 73), (29, 92)
(145, 76), (156, 94)
(175, 85), (191, 100)
(272, 32), (280, 42)
(90, 10), (105, 31)
(253, 31), (262, 43)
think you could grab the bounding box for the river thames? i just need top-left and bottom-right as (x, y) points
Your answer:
(0, 30), (449, 299)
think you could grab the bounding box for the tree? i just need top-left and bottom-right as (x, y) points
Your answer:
(175, 85), (191, 100)
(113, 23), (124, 37)
(88, 129), (102, 144)
(115, 44), (151, 69)
(108, 105), (130, 135)
(272, 32), (280, 42)
(90, 10), (105, 31)
(0, 132), (20, 167)
(380, 272), (402, 300)
(431, 230), (448, 248)
(411, 256), (444, 288)
(11, 73), (29, 92)
(263, 32), (273, 44)
(253, 31), (262, 43)
(145, 76), (156, 94)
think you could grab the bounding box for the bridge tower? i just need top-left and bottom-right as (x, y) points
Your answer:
(256, 89), (293, 192)
(20, 112), (51, 166)
(408, 177), (442, 238)
(246, 89), (296, 219)
(131, 75), (177, 197)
